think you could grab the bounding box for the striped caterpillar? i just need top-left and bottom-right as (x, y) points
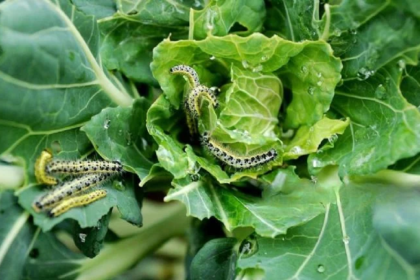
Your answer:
(170, 65), (200, 88)
(35, 150), (57, 185)
(186, 85), (219, 118)
(32, 173), (113, 212)
(201, 132), (277, 169)
(46, 159), (123, 175)
(48, 189), (107, 217)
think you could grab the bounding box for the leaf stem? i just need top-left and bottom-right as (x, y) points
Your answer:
(320, 4), (331, 41)
(75, 203), (189, 280)
(188, 8), (194, 40)
(45, 0), (133, 107)
(347, 169), (420, 188)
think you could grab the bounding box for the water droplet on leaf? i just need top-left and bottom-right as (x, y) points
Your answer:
(343, 235), (350, 244)
(374, 84), (386, 100)
(317, 265), (325, 273)
(398, 59), (406, 71)
(301, 66), (308, 74)
(252, 65), (263, 72)
(210, 55), (216, 60)
(79, 233), (87, 243)
(357, 67), (374, 80)
(307, 86), (315, 95)
(242, 60), (249, 69)
(103, 120), (111, 129)
(239, 235), (259, 258)
(328, 134), (338, 144)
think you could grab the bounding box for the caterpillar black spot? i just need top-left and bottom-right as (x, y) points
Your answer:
(48, 189), (107, 217)
(32, 173), (113, 212)
(201, 132), (277, 169)
(170, 64), (200, 88)
(187, 85), (219, 118)
(46, 160), (123, 175)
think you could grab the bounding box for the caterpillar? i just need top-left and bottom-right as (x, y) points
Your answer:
(187, 85), (219, 118)
(170, 65), (200, 88)
(201, 132), (277, 169)
(32, 173), (113, 212)
(46, 159), (123, 175)
(48, 189), (107, 217)
(35, 149), (58, 185)
(184, 100), (198, 136)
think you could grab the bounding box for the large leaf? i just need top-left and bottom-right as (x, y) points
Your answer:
(97, 0), (201, 84)
(189, 238), (238, 280)
(284, 117), (349, 160)
(310, 63), (420, 176)
(18, 173), (143, 232)
(264, 0), (321, 41)
(191, 0), (265, 40)
(237, 182), (420, 279)
(146, 95), (194, 179)
(151, 34), (342, 129)
(218, 65), (282, 135)
(165, 167), (336, 237)
(0, 190), (85, 280)
(0, 0), (132, 183)
(326, 1), (420, 79)
(81, 98), (155, 180)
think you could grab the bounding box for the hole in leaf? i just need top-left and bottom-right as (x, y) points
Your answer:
(317, 264), (325, 273)
(29, 248), (39, 259)
(51, 141), (61, 153)
(230, 22), (248, 33)
(355, 256), (364, 269)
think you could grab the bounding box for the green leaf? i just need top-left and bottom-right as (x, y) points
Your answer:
(401, 64), (420, 107)
(81, 98), (155, 180)
(0, 0), (133, 184)
(280, 41), (342, 128)
(115, 0), (198, 23)
(0, 191), (33, 280)
(0, 190), (84, 280)
(73, 210), (112, 258)
(284, 117), (349, 160)
(190, 238), (238, 280)
(72, 0), (117, 19)
(17, 174), (143, 232)
(151, 34), (341, 128)
(310, 63), (420, 176)
(97, 0), (202, 84)
(237, 182), (420, 279)
(146, 95), (194, 179)
(219, 65), (282, 135)
(165, 167), (336, 237)
(327, 0), (389, 32)
(326, 2), (420, 79)
(264, 0), (320, 41)
(373, 191), (420, 266)
(185, 218), (226, 280)
(191, 0), (265, 40)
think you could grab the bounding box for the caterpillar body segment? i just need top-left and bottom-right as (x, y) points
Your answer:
(201, 132), (277, 169)
(187, 85), (219, 118)
(170, 65), (200, 88)
(35, 150), (57, 185)
(32, 173), (113, 212)
(47, 160), (123, 175)
(184, 100), (198, 136)
(48, 189), (107, 217)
